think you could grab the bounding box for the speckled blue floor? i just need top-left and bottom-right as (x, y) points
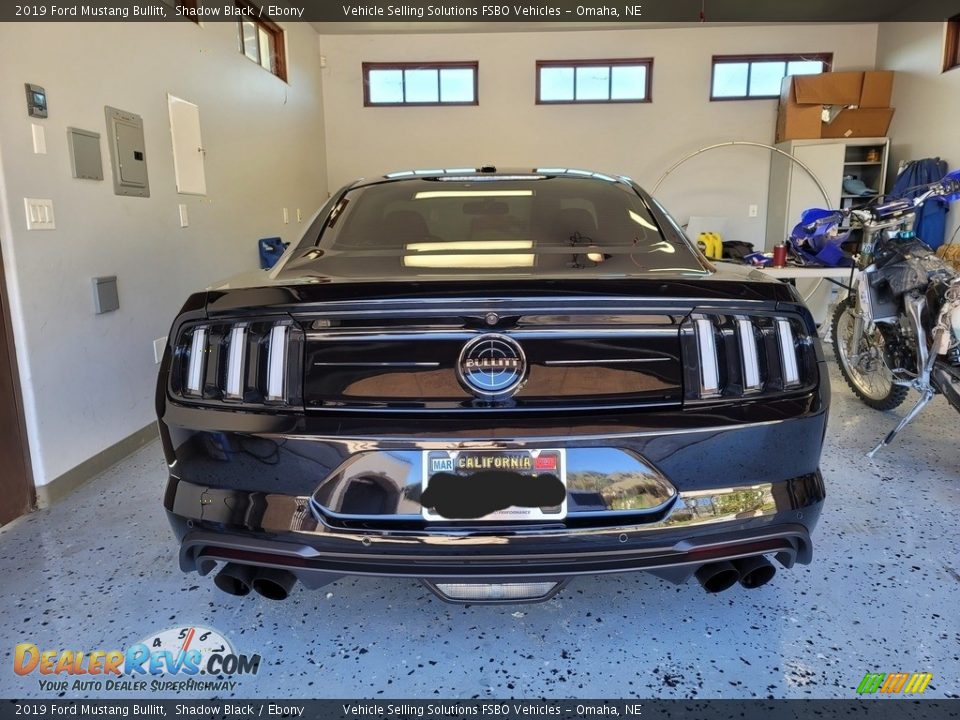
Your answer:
(1, 353), (958, 700)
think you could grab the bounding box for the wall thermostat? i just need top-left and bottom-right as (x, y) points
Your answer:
(25, 84), (47, 118)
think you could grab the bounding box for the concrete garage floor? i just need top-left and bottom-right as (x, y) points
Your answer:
(1, 354), (958, 700)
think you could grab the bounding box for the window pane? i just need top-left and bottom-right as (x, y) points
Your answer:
(539, 67), (574, 101)
(748, 61), (786, 96)
(712, 62), (749, 97)
(368, 69), (404, 104)
(241, 20), (258, 63)
(439, 68), (474, 103)
(575, 65), (610, 101)
(787, 59), (825, 76)
(610, 65), (647, 100)
(258, 27), (273, 72)
(404, 69), (439, 103)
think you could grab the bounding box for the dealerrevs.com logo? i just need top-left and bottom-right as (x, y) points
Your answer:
(856, 672), (934, 695)
(13, 626), (261, 693)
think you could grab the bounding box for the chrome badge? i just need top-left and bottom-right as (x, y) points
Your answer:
(457, 333), (527, 397)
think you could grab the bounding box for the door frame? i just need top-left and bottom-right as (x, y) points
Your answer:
(0, 236), (35, 524)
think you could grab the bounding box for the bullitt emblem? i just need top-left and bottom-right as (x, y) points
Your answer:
(457, 333), (527, 397)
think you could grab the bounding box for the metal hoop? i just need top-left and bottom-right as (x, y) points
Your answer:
(651, 141), (834, 210)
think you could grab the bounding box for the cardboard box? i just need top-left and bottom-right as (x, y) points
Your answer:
(820, 107), (896, 139)
(860, 71), (895, 108)
(791, 71), (865, 106)
(776, 102), (821, 144)
(776, 70), (895, 142)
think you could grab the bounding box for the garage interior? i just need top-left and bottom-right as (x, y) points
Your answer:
(0, 15), (958, 698)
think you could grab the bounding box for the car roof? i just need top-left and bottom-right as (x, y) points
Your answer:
(348, 166), (637, 189)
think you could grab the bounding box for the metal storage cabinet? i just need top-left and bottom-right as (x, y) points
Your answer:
(765, 137), (890, 251)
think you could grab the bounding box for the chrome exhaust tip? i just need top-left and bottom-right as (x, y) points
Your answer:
(733, 555), (776, 589)
(213, 562), (257, 597)
(694, 561), (740, 593)
(251, 568), (297, 601)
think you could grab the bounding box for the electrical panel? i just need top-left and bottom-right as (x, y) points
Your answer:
(105, 106), (149, 197)
(92, 276), (120, 314)
(67, 127), (103, 180)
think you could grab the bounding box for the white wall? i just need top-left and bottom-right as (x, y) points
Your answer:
(317, 24), (879, 248)
(876, 22), (960, 243)
(0, 21), (328, 487)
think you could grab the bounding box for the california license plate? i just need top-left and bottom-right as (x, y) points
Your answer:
(421, 449), (567, 521)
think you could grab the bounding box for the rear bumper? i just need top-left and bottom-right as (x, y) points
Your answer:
(167, 469), (823, 588)
(161, 384), (828, 593)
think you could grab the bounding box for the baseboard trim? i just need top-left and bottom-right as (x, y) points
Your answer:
(36, 422), (159, 508)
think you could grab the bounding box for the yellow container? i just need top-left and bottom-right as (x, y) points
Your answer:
(697, 232), (723, 260)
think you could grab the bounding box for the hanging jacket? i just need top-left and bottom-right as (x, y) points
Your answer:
(891, 158), (949, 248)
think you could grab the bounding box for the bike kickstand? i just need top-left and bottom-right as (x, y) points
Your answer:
(867, 387), (935, 458)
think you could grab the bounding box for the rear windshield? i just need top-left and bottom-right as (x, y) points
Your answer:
(292, 175), (705, 278)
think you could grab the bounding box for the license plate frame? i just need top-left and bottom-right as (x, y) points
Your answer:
(421, 448), (567, 522)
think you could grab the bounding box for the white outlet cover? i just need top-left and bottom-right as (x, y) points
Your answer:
(31, 123), (46, 154)
(297, 208), (302, 222)
(24, 198), (55, 230)
(748, 204), (759, 218)
(283, 208), (289, 224)
(179, 204), (189, 228)
(153, 336), (167, 364)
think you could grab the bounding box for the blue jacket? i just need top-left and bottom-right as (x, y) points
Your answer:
(892, 158), (949, 248)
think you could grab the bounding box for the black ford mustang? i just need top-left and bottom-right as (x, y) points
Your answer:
(158, 167), (828, 603)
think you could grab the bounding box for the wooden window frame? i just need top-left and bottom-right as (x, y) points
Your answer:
(235, 0), (287, 82)
(362, 62), (479, 107)
(535, 58), (654, 105)
(945, 15), (960, 73)
(710, 53), (833, 101)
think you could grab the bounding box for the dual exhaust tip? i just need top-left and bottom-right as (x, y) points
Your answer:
(695, 555), (776, 593)
(213, 563), (297, 601)
(212, 555), (776, 600)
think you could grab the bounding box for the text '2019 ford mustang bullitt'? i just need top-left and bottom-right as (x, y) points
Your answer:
(158, 167), (828, 603)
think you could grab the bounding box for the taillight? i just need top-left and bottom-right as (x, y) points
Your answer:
(170, 318), (303, 408)
(681, 312), (816, 402)
(185, 326), (208, 396)
(694, 317), (720, 397)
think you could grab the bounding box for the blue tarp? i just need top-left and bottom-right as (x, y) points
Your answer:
(891, 158), (949, 249)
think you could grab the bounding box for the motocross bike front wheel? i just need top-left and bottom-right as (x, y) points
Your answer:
(831, 298), (909, 411)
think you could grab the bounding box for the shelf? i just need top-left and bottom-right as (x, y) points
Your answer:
(770, 138), (889, 256)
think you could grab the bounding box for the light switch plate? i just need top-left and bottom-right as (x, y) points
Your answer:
(32, 123), (46, 154)
(283, 207), (289, 224)
(24, 198), (55, 230)
(178, 203), (189, 228)
(296, 208), (302, 222)
(153, 336), (167, 364)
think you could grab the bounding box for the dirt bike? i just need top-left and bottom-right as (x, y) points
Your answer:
(794, 170), (960, 456)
